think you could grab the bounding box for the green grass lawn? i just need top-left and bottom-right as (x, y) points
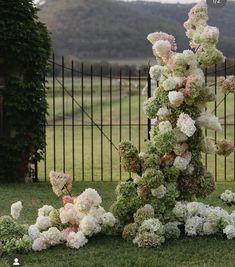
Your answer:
(1, 182), (235, 267)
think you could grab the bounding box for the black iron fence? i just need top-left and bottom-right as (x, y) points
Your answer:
(37, 56), (235, 182)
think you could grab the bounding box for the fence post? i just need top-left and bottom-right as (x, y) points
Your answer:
(147, 67), (151, 140)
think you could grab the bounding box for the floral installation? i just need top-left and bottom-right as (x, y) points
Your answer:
(1, 1), (235, 254)
(0, 172), (116, 254)
(110, 1), (235, 248)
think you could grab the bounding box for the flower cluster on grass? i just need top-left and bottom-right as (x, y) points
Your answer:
(0, 174), (116, 254)
(220, 190), (235, 205)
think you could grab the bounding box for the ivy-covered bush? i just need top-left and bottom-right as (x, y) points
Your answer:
(0, 0), (51, 181)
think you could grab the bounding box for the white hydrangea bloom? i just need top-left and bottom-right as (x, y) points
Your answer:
(162, 77), (178, 91)
(183, 50), (198, 69)
(185, 216), (203, 236)
(35, 215), (51, 230)
(158, 120), (172, 134)
(173, 202), (188, 221)
(173, 156), (189, 171)
(74, 188), (102, 212)
(32, 237), (48, 252)
(11, 201), (23, 220)
(196, 111), (222, 131)
(168, 91), (184, 107)
(101, 212), (116, 226)
(203, 222), (218, 235)
(177, 113), (197, 137)
(151, 185), (167, 199)
(187, 202), (200, 217)
(42, 227), (61, 246)
(66, 231), (88, 249)
(28, 225), (41, 240)
(60, 203), (83, 225)
(149, 65), (164, 80)
(140, 218), (164, 234)
(153, 40), (172, 59)
(79, 215), (101, 237)
(38, 205), (54, 217)
(88, 206), (106, 224)
(207, 207), (229, 226)
(157, 107), (171, 119)
(223, 225), (235, 240)
(220, 190), (235, 204)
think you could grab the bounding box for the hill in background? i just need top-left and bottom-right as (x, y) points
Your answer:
(39, 0), (235, 61)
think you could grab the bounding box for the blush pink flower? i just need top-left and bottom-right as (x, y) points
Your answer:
(63, 196), (74, 206)
(61, 226), (79, 241)
(147, 31), (177, 51)
(49, 171), (73, 197)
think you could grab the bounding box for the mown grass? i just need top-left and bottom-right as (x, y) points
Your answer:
(1, 182), (235, 267)
(38, 76), (235, 182)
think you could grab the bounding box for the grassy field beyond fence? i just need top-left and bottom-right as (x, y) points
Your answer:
(38, 76), (235, 182)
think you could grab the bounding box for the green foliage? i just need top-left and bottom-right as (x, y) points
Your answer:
(0, 215), (31, 254)
(143, 97), (160, 119)
(151, 131), (177, 156)
(0, 216), (27, 243)
(142, 169), (164, 189)
(3, 235), (32, 254)
(133, 206), (155, 226)
(0, 0), (51, 181)
(115, 181), (137, 199)
(118, 141), (142, 174)
(164, 222), (181, 240)
(110, 181), (143, 224)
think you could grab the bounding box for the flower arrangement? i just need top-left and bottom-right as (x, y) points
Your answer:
(0, 171), (116, 254)
(111, 1), (235, 248)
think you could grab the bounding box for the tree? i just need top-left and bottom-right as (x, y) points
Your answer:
(0, 0), (51, 181)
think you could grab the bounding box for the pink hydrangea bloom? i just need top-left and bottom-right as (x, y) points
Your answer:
(177, 113), (196, 137)
(147, 31), (177, 51)
(61, 226), (79, 241)
(49, 171), (73, 197)
(218, 76), (235, 94)
(63, 196), (74, 206)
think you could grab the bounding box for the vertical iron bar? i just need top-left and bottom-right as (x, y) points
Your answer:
(138, 70), (141, 151)
(100, 67), (104, 181)
(91, 65), (94, 181)
(44, 77), (47, 181)
(205, 68), (208, 168)
(129, 70), (131, 141)
(234, 58), (235, 181)
(224, 59), (227, 181)
(110, 68), (113, 182)
(52, 53), (56, 171)
(72, 60), (75, 181)
(214, 64), (217, 182)
(119, 69), (122, 180)
(62, 56), (65, 173)
(81, 63), (85, 181)
(147, 68), (151, 140)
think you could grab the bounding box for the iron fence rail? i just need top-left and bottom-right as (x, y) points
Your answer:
(37, 56), (235, 182)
